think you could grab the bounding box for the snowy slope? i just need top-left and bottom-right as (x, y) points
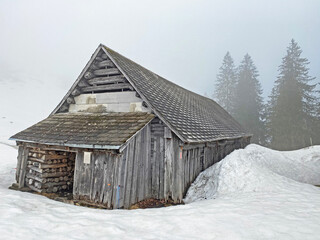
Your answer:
(0, 71), (68, 145)
(1, 143), (320, 240)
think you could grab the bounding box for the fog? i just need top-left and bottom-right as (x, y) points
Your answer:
(0, 0), (319, 98)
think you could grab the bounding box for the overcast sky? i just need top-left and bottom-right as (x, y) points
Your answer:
(0, 0), (319, 100)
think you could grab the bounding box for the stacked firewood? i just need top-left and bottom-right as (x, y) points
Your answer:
(25, 148), (75, 193)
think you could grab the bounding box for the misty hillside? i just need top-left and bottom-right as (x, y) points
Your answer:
(0, 71), (68, 144)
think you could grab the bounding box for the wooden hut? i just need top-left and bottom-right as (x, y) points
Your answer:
(10, 44), (251, 209)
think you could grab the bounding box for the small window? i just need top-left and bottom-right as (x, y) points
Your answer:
(83, 152), (91, 164)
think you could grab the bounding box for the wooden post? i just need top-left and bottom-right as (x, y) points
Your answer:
(15, 146), (23, 182)
(164, 136), (173, 200)
(18, 147), (29, 188)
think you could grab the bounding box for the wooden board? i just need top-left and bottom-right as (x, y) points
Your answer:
(93, 68), (120, 76)
(164, 137), (173, 200)
(16, 146), (24, 182)
(103, 154), (115, 208)
(88, 76), (125, 85)
(124, 140), (135, 208)
(130, 131), (141, 204)
(18, 147), (29, 188)
(81, 83), (133, 93)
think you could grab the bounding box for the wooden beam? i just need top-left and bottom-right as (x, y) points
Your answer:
(81, 83), (133, 93)
(41, 172), (70, 178)
(183, 143), (205, 150)
(101, 53), (108, 60)
(142, 101), (148, 108)
(59, 104), (69, 112)
(89, 64), (99, 70)
(28, 157), (46, 164)
(16, 146), (23, 182)
(44, 154), (68, 160)
(78, 80), (90, 87)
(28, 165), (43, 173)
(71, 88), (81, 96)
(18, 147), (29, 188)
(26, 173), (45, 183)
(164, 127), (172, 139)
(24, 143), (73, 152)
(39, 163), (68, 169)
(66, 97), (75, 104)
(26, 183), (43, 193)
(87, 75), (126, 85)
(97, 60), (114, 68)
(84, 72), (94, 80)
(93, 68), (120, 76)
(23, 142), (118, 154)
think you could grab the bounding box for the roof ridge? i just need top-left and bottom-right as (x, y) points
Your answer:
(102, 45), (217, 104)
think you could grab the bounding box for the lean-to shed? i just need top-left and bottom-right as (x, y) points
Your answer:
(10, 44), (251, 209)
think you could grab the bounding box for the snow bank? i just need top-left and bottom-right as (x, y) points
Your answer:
(185, 144), (320, 203)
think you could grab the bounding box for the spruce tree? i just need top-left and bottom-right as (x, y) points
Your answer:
(266, 39), (318, 150)
(214, 52), (237, 116)
(317, 86), (320, 143)
(234, 54), (265, 144)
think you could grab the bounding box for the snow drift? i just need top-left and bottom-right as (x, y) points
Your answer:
(185, 144), (320, 203)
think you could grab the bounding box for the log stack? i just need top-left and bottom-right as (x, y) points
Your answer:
(25, 148), (75, 193)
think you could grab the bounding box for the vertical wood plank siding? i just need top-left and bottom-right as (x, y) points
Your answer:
(16, 125), (249, 209)
(16, 146), (29, 188)
(73, 122), (154, 209)
(71, 118), (251, 209)
(16, 146), (24, 182)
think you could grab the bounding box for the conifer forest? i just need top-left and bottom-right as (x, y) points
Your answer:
(214, 39), (320, 150)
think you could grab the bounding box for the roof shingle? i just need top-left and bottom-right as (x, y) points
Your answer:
(104, 46), (249, 142)
(11, 112), (154, 149)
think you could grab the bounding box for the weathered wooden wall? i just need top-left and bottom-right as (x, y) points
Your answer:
(73, 123), (152, 209)
(72, 118), (250, 209)
(16, 120), (250, 209)
(161, 121), (250, 203)
(150, 118), (165, 199)
(174, 137), (250, 200)
(72, 117), (172, 209)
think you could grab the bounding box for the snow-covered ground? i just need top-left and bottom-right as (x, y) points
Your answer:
(0, 142), (320, 240)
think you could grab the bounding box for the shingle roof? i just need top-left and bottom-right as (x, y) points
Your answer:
(10, 112), (154, 149)
(104, 46), (250, 142)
